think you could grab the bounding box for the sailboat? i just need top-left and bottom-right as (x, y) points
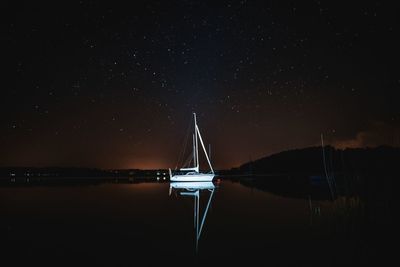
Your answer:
(169, 113), (215, 182)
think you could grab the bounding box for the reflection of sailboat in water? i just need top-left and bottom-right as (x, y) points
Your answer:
(169, 182), (216, 252)
(169, 113), (214, 182)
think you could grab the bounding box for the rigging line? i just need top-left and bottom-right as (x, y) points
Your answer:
(174, 115), (193, 170)
(182, 152), (194, 168)
(175, 120), (189, 169)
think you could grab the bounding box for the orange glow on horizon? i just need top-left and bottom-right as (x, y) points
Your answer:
(122, 159), (172, 170)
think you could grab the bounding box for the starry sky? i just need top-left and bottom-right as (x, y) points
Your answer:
(2, 1), (400, 169)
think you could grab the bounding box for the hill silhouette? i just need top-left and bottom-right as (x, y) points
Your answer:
(237, 145), (400, 175)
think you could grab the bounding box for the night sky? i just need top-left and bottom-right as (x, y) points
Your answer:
(3, 1), (399, 169)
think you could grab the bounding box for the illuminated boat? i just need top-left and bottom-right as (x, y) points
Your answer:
(169, 113), (214, 182)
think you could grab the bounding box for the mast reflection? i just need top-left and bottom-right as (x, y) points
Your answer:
(169, 181), (216, 252)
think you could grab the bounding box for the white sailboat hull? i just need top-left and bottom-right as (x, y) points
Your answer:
(170, 173), (214, 182)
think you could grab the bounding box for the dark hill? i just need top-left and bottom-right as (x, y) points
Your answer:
(238, 145), (400, 175)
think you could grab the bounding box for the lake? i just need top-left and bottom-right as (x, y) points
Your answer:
(0, 177), (394, 266)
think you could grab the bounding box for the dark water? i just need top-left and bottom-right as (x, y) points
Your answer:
(0, 178), (394, 266)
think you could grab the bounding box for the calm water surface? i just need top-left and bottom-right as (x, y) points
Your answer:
(0, 179), (393, 266)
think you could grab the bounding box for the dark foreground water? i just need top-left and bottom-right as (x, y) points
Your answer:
(0, 178), (394, 266)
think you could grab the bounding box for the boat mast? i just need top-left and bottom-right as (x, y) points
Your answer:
(321, 133), (334, 200)
(194, 113), (199, 172)
(193, 134), (196, 168)
(209, 144), (211, 163)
